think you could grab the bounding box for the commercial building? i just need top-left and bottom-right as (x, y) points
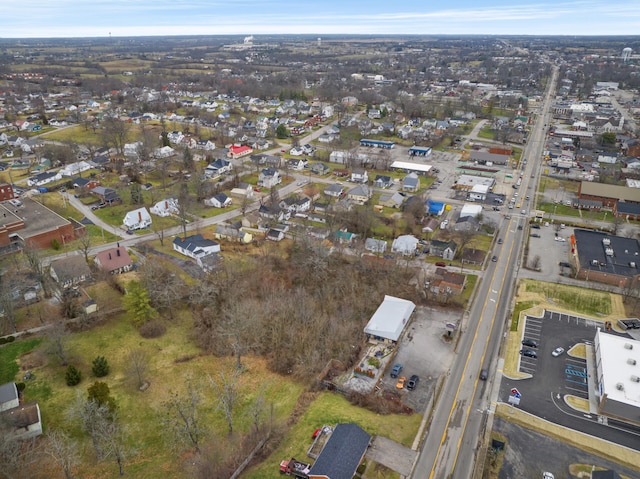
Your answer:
(594, 330), (640, 425)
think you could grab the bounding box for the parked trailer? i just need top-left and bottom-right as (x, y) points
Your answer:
(279, 458), (311, 478)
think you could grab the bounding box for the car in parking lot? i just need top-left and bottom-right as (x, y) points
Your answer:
(390, 363), (403, 378)
(518, 224), (523, 230)
(522, 339), (538, 348)
(520, 348), (537, 358)
(407, 375), (419, 390)
(543, 472), (555, 479)
(491, 255), (498, 262)
(554, 237), (566, 242)
(531, 233), (540, 238)
(396, 376), (406, 389)
(551, 347), (565, 357)
(531, 224), (541, 229)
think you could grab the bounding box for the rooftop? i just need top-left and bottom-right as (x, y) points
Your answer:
(595, 330), (640, 408)
(574, 229), (640, 278)
(1, 197), (71, 241)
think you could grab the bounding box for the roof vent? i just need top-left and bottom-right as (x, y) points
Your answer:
(591, 259), (599, 266)
(605, 247), (614, 256)
(628, 358), (637, 365)
(624, 343), (634, 350)
(602, 238), (611, 246)
(616, 382), (624, 390)
(630, 262), (637, 268)
(631, 375), (640, 383)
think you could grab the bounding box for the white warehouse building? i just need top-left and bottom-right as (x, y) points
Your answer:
(594, 329), (640, 425)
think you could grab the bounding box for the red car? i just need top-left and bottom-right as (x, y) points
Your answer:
(435, 262), (447, 267)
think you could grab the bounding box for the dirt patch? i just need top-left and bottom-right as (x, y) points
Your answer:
(18, 350), (47, 370)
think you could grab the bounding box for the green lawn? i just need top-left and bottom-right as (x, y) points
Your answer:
(0, 338), (43, 383)
(243, 392), (421, 479)
(476, 127), (496, 140)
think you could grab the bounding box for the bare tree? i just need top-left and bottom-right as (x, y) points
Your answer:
(46, 321), (70, 366)
(0, 275), (17, 334)
(177, 183), (191, 239)
(23, 244), (52, 298)
(44, 429), (80, 479)
(530, 255), (541, 270)
(78, 234), (92, 265)
(219, 294), (260, 371)
(126, 348), (149, 390)
(0, 415), (40, 479)
(209, 370), (241, 435)
(162, 378), (204, 453)
(101, 116), (130, 157)
(68, 395), (112, 460)
(139, 259), (186, 319)
(97, 411), (130, 476)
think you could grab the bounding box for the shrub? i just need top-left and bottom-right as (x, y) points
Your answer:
(0, 338), (6, 345)
(65, 365), (82, 386)
(138, 318), (166, 338)
(88, 381), (116, 412)
(15, 382), (26, 393)
(51, 239), (61, 250)
(7, 336), (15, 343)
(91, 356), (110, 377)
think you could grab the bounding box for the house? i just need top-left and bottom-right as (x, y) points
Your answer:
(310, 163), (330, 175)
(454, 215), (480, 232)
(0, 383), (19, 412)
(431, 267), (466, 295)
(279, 196), (311, 214)
(287, 158), (307, 170)
(1, 401), (42, 440)
(214, 224), (253, 243)
(50, 255), (92, 288)
(73, 177), (100, 191)
(94, 246), (133, 274)
(364, 295), (416, 344)
(91, 186), (121, 205)
(430, 239), (457, 260)
(422, 217), (439, 233)
(347, 184), (371, 205)
(60, 161), (91, 177)
(258, 204), (289, 222)
(266, 228), (285, 242)
(258, 168), (281, 188)
(204, 193), (232, 208)
(123, 207), (152, 231)
(205, 159), (231, 178)
(334, 230), (357, 244)
(173, 234), (220, 260)
(402, 173), (420, 192)
(461, 248), (485, 266)
(27, 171), (62, 187)
(123, 142), (142, 157)
(308, 423), (371, 479)
(230, 183), (254, 199)
(373, 175), (394, 188)
(391, 235), (419, 255)
(150, 198), (179, 217)
(378, 192), (405, 209)
(364, 238), (387, 254)
(324, 183), (344, 198)
(351, 169), (368, 183)
(227, 145), (253, 159)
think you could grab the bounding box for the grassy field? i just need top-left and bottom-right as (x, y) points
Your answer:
(0, 339), (43, 384)
(243, 392), (421, 479)
(524, 281), (611, 316)
(41, 124), (105, 145)
(11, 311), (304, 479)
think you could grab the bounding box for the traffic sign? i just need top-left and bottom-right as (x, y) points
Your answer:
(510, 388), (522, 398)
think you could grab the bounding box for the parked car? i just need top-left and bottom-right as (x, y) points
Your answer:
(522, 339), (538, 348)
(390, 363), (403, 378)
(520, 349), (537, 358)
(531, 233), (540, 238)
(552, 347), (565, 357)
(543, 473), (555, 479)
(531, 224), (541, 229)
(435, 262), (447, 267)
(396, 376), (406, 389)
(554, 237), (566, 242)
(407, 375), (419, 390)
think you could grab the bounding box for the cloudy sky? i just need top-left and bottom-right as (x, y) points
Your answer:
(2, 0), (639, 38)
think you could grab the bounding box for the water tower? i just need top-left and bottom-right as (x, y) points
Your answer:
(622, 47), (632, 62)
(317, 37), (322, 47)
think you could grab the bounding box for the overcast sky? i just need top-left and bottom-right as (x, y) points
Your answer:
(2, 0), (640, 38)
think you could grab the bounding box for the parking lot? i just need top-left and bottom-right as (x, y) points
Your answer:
(380, 305), (459, 412)
(525, 222), (572, 275)
(502, 309), (640, 448)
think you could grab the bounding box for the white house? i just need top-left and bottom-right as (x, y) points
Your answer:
(27, 171), (62, 187)
(391, 235), (419, 255)
(150, 198), (179, 217)
(154, 146), (175, 158)
(124, 142), (142, 157)
(351, 169), (368, 183)
(205, 159), (231, 178)
(123, 207), (152, 230)
(204, 193), (232, 208)
(258, 168), (281, 188)
(60, 161), (91, 177)
(173, 234), (220, 261)
(365, 238), (387, 254)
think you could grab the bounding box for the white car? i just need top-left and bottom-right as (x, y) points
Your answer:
(552, 347), (564, 357)
(554, 237), (566, 242)
(543, 472), (555, 479)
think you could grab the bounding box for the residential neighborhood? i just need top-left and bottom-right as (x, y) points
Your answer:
(0, 33), (639, 479)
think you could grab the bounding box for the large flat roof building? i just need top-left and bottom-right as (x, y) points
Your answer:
(594, 329), (640, 425)
(364, 295), (416, 344)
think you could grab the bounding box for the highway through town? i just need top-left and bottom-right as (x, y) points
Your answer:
(411, 65), (559, 479)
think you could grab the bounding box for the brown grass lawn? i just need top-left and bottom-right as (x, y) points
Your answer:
(14, 310), (304, 479)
